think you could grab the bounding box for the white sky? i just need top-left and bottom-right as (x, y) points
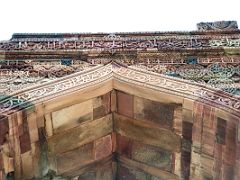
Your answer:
(0, 0), (239, 40)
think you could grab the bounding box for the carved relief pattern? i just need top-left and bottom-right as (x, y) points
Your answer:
(0, 60), (95, 95)
(0, 63), (239, 118)
(113, 66), (240, 116)
(0, 64), (112, 113)
(130, 62), (240, 95)
(1, 35), (240, 52)
(87, 55), (240, 66)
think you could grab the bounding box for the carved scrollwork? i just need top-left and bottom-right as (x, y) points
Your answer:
(1, 33), (240, 52)
(131, 62), (239, 96)
(206, 63), (235, 79)
(0, 60), (97, 95)
(208, 78), (236, 93)
(0, 64), (239, 119)
(177, 64), (205, 80)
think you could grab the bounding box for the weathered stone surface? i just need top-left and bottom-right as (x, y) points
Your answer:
(48, 114), (113, 155)
(19, 132), (31, 153)
(52, 99), (93, 133)
(1, 147), (14, 175)
(56, 142), (94, 174)
(132, 141), (173, 172)
(134, 97), (176, 128)
(29, 129), (39, 143)
(93, 92), (111, 119)
(173, 152), (181, 178)
(117, 165), (146, 180)
(1, 28), (240, 180)
(118, 156), (179, 180)
(21, 151), (34, 179)
(30, 142), (41, 177)
(182, 121), (193, 141)
(223, 121), (237, 166)
(111, 90), (117, 112)
(213, 144), (223, 179)
(234, 160), (240, 179)
(76, 171), (96, 180)
(238, 123), (240, 143)
(216, 117), (227, 145)
(18, 125), (24, 136)
(0, 154), (3, 170)
(94, 134), (112, 160)
(182, 109), (193, 123)
(192, 102), (204, 147)
(202, 131), (215, 156)
(183, 98), (194, 111)
(117, 91), (134, 118)
(0, 116), (9, 145)
(44, 81), (112, 114)
(223, 164), (234, 180)
(8, 114), (18, 137)
(0, 152), (14, 180)
(114, 113), (181, 152)
(203, 106), (215, 129)
(27, 112), (38, 130)
(116, 134), (132, 158)
(35, 104), (45, 128)
(113, 80), (183, 105)
(201, 106), (216, 156)
(173, 106), (182, 136)
(72, 161), (113, 180)
(181, 151), (191, 180)
(134, 96), (176, 129)
(96, 163), (114, 180)
(200, 155), (214, 178)
(112, 132), (117, 153)
(44, 113), (53, 137)
(62, 155), (113, 178)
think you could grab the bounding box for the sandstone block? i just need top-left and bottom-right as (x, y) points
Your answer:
(48, 114), (113, 155)
(93, 93), (111, 119)
(117, 91), (134, 118)
(52, 99), (93, 133)
(94, 134), (112, 160)
(19, 132), (31, 154)
(134, 96), (175, 129)
(56, 142), (94, 174)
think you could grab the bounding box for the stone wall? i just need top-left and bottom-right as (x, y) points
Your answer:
(0, 86), (239, 180)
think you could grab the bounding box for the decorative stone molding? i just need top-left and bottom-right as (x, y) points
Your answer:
(1, 33), (240, 53)
(0, 63), (239, 118)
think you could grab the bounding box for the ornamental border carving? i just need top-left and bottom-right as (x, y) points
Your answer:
(0, 63), (239, 118)
(1, 34), (240, 52)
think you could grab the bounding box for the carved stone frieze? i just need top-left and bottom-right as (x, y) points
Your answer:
(0, 60), (96, 95)
(1, 22), (240, 180)
(0, 64), (112, 113)
(0, 63), (239, 118)
(130, 61), (240, 95)
(114, 65), (240, 115)
(1, 35), (240, 53)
